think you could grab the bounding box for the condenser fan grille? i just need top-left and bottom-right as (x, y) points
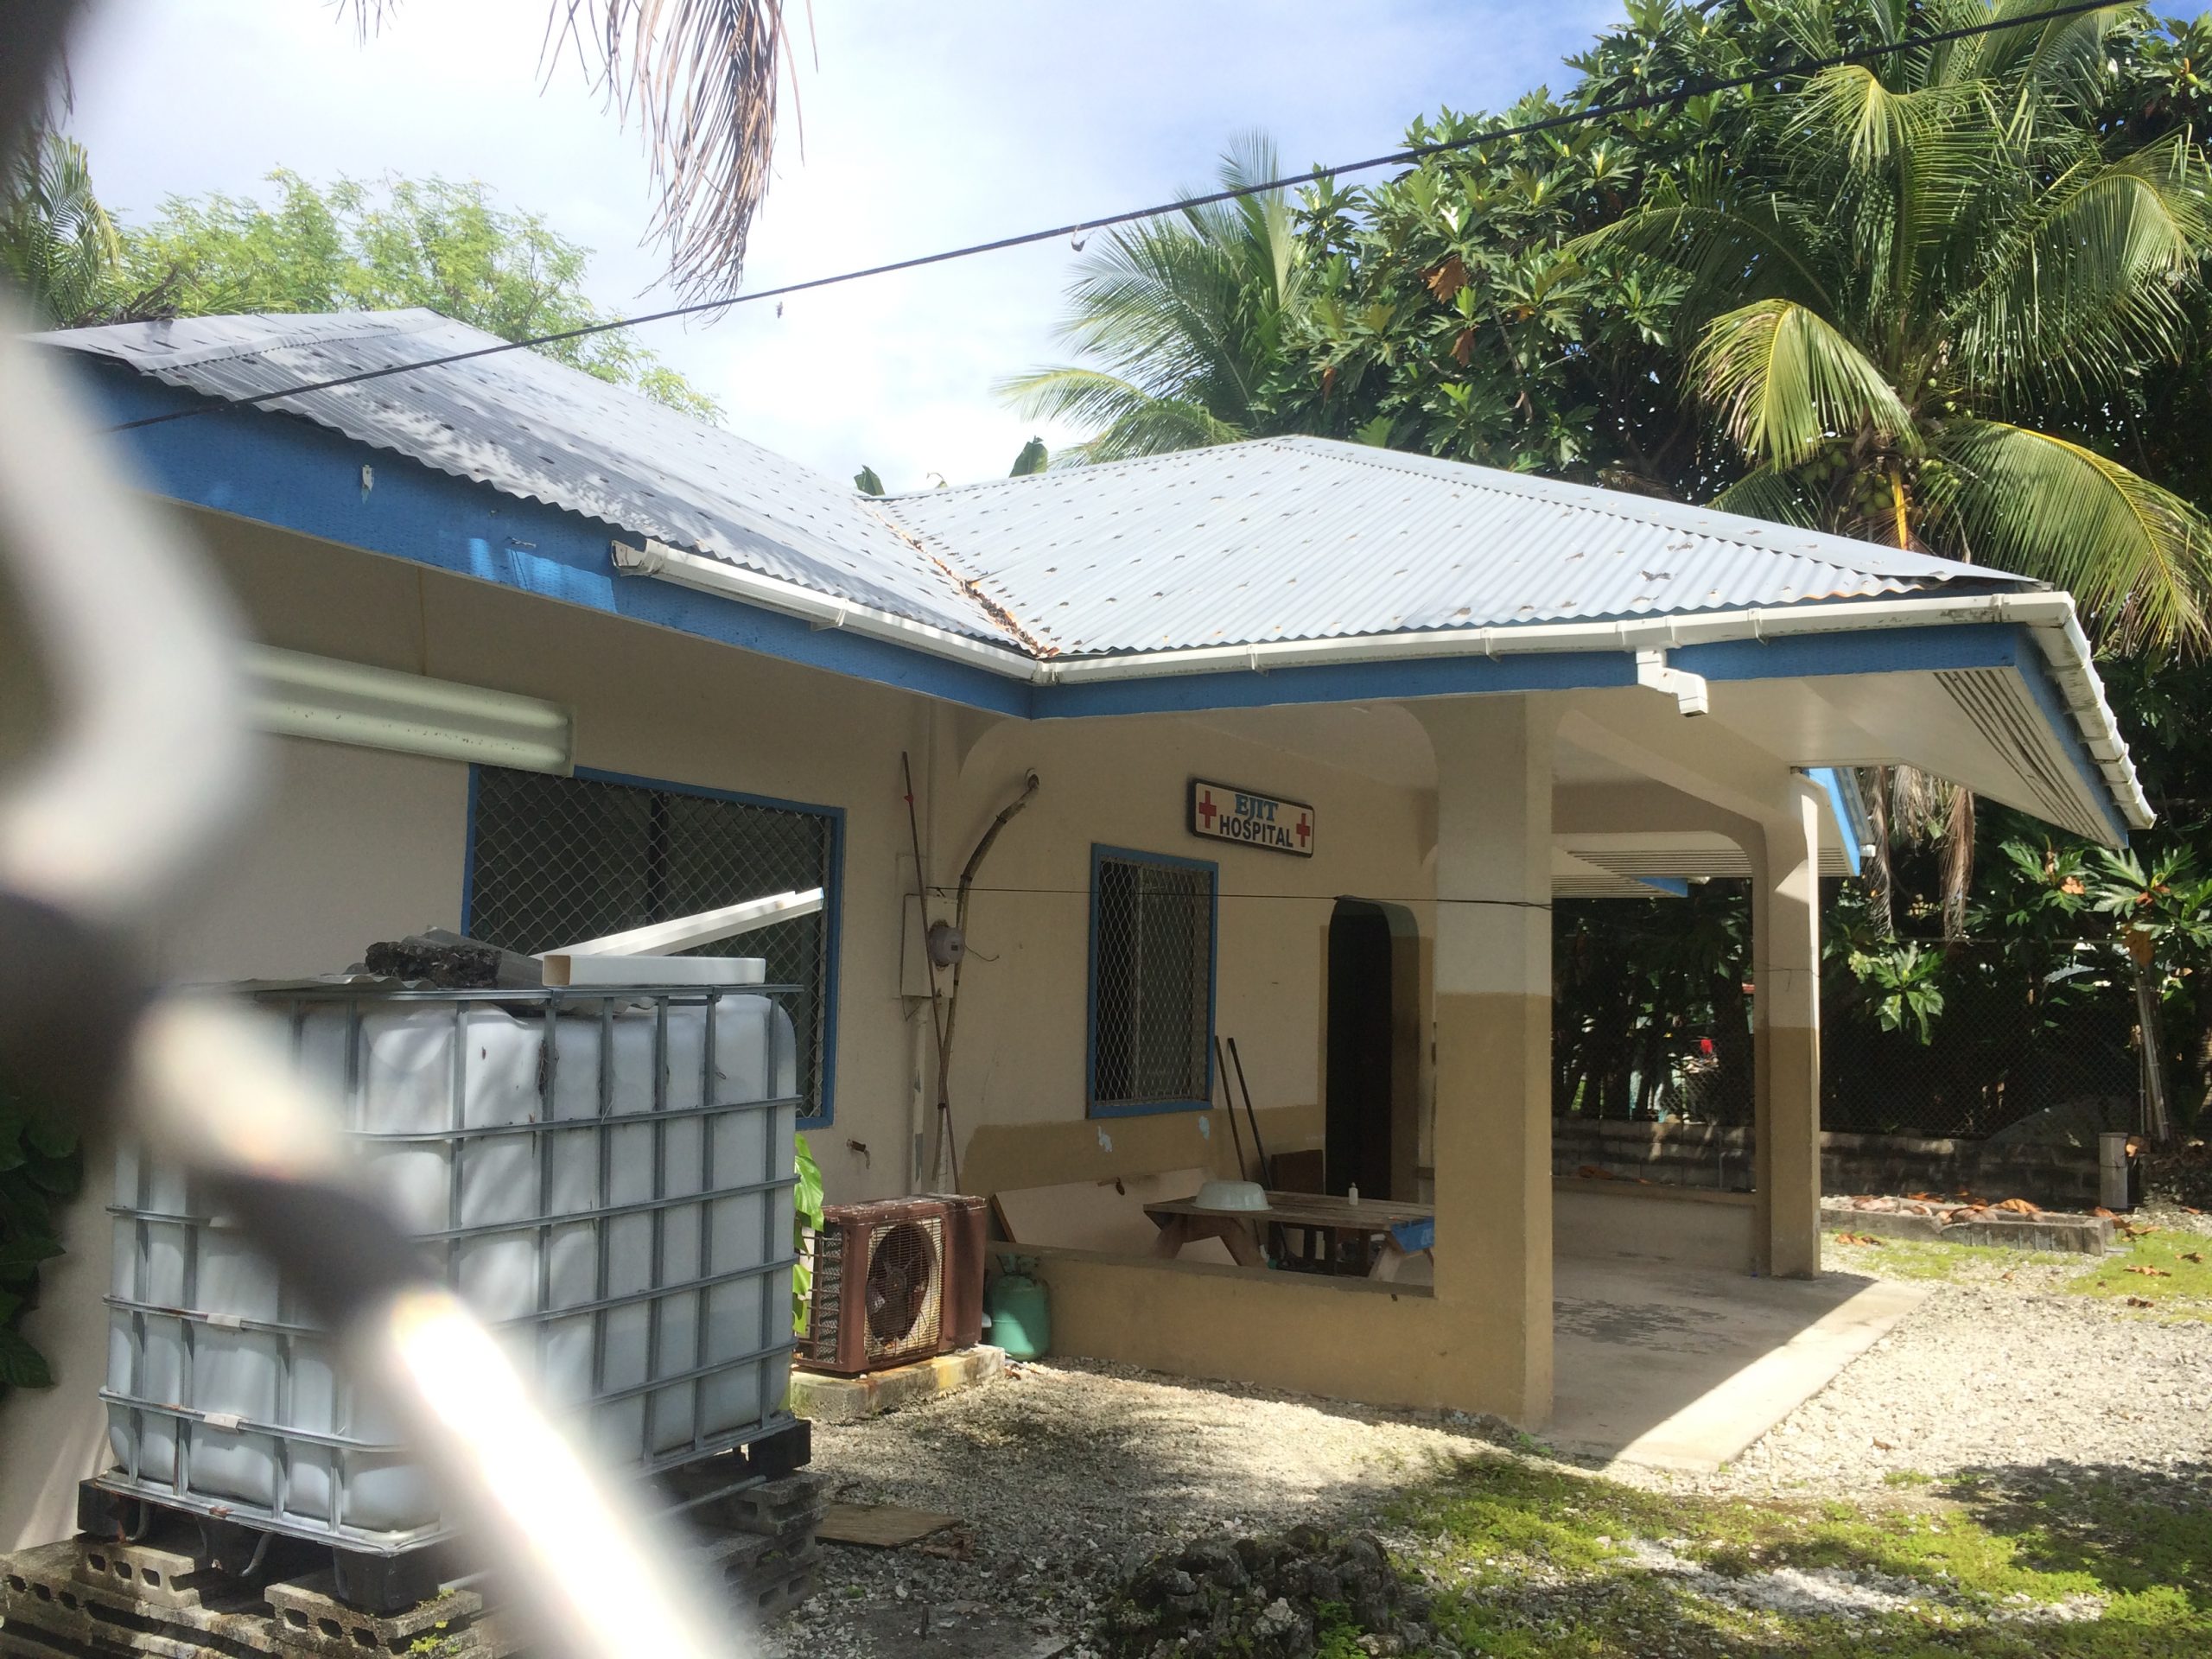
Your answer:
(863, 1217), (944, 1362)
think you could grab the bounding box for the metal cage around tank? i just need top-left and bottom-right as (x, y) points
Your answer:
(97, 982), (806, 1560)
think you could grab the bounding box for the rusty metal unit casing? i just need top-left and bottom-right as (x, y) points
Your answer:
(796, 1195), (986, 1376)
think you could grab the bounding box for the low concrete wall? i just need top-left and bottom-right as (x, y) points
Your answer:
(1554, 1179), (1756, 1272)
(1015, 1246), (1541, 1420)
(1553, 1118), (2102, 1209)
(1821, 1202), (2113, 1255)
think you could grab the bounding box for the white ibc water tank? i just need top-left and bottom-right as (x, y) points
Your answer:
(102, 988), (800, 1550)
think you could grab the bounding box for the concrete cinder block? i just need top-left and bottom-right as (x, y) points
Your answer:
(789, 1345), (1007, 1424)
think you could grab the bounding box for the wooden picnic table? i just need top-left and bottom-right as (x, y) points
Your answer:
(1143, 1190), (1436, 1281)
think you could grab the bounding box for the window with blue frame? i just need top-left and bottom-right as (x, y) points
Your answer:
(1088, 846), (1217, 1115)
(463, 765), (842, 1126)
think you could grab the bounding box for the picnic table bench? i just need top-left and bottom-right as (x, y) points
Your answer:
(1143, 1189), (1436, 1280)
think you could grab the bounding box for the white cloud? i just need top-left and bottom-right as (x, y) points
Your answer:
(63, 0), (1622, 489)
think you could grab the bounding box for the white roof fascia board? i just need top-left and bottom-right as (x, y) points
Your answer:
(613, 537), (1038, 679)
(613, 543), (2145, 836)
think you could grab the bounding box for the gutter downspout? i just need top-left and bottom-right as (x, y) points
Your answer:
(612, 539), (2146, 833)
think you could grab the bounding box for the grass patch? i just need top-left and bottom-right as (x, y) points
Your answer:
(2067, 1233), (2212, 1312)
(1826, 1231), (2075, 1281)
(1392, 1456), (2210, 1656)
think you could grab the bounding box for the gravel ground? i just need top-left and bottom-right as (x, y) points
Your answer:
(767, 1214), (2212, 1656)
(764, 1361), (1496, 1658)
(1681, 1284), (2210, 1499)
(1669, 1203), (2212, 1502)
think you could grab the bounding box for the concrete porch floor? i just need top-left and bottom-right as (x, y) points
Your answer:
(1546, 1255), (1929, 1473)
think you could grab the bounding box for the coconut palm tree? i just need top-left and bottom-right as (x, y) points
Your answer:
(0, 130), (120, 326)
(1584, 0), (2212, 932)
(335, 1), (791, 299)
(1589, 0), (2212, 652)
(999, 131), (1308, 464)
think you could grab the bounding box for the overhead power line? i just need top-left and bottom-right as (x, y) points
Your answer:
(101, 0), (2119, 435)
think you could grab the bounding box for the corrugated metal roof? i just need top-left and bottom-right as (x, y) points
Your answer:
(42, 309), (1007, 645)
(880, 437), (2031, 658)
(44, 311), (2031, 662)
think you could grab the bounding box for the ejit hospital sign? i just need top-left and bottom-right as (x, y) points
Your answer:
(1189, 779), (1315, 858)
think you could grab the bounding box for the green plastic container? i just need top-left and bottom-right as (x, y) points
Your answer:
(986, 1262), (1051, 1360)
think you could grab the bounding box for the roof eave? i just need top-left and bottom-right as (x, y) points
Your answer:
(622, 537), (2146, 837)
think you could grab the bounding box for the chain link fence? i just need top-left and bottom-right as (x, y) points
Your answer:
(465, 766), (837, 1122)
(1554, 895), (2152, 1141)
(1090, 852), (1215, 1109)
(1821, 940), (2143, 1140)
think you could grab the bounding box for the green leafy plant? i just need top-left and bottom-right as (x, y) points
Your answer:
(0, 1077), (82, 1395)
(1847, 940), (1948, 1044)
(791, 1130), (824, 1337)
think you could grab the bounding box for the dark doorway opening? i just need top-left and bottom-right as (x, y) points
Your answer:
(1327, 899), (1399, 1199)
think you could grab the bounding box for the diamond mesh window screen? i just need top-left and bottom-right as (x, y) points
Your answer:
(1090, 850), (1216, 1110)
(467, 766), (838, 1122)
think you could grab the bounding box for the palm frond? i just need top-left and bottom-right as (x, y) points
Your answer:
(337, 2), (788, 299)
(1692, 298), (1915, 469)
(997, 366), (1162, 430)
(1927, 0), (2127, 111)
(1, 130), (122, 325)
(1934, 419), (2212, 651)
(1572, 168), (1838, 320)
(1708, 465), (1823, 527)
(1066, 397), (1247, 466)
(1001, 132), (1301, 462)
(1948, 130), (2212, 401)
(995, 366), (1245, 463)
(1793, 63), (1976, 174)
(551, 1), (789, 299)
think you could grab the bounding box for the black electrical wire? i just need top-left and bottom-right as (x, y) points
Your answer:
(934, 885), (1557, 910)
(101, 0), (2116, 436)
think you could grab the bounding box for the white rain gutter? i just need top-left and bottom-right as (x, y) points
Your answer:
(611, 537), (1035, 678)
(613, 539), (2148, 832)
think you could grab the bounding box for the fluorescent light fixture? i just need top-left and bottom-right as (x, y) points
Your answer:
(245, 646), (572, 774)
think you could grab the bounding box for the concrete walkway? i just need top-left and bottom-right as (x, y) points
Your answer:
(1546, 1255), (1928, 1473)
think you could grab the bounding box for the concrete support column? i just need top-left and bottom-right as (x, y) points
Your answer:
(1752, 775), (1824, 1278)
(1414, 696), (1555, 1426)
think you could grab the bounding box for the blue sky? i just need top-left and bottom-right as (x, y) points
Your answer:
(66, 1), (1624, 489)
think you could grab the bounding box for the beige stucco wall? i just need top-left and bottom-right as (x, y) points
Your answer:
(1, 512), (1440, 1547)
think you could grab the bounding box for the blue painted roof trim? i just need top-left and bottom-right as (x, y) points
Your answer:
(1805, 767), (1866, 878)
(74, 362), (2129, 842)
(84, 366), (1033, 718)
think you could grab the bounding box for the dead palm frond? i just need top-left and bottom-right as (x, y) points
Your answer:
(334, 1), (792, 301)
(1879, 763), (1978, 940)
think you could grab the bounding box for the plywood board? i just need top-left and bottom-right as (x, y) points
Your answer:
(819, 1502), (961, 1548)
(993, 1168), (1236, 1264)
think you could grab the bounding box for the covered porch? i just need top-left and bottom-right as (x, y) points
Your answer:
(948, 643), (2104, 1433)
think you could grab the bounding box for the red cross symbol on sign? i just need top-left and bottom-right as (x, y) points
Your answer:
(1197, 790), (1218, 828)
(1294, 811), (1312, 849)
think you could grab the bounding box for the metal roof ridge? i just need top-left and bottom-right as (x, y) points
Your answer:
(858, 505), (1054, 655)
(873, 436), (1271, 501)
